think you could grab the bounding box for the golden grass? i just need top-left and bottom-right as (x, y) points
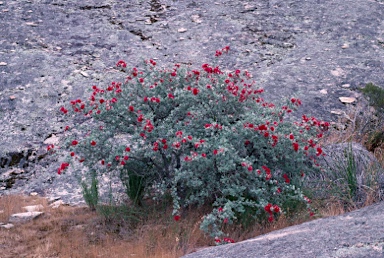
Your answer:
(0, 193), (358, 258)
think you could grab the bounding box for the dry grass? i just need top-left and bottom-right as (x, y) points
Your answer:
(0, 195), (324, 258)
(0, 191), (371, 258)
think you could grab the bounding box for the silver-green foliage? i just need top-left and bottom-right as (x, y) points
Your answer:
(57, 51), (329, 239)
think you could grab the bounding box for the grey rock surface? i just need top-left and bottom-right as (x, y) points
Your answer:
(0, 0), (383, 223)
(182, 201), (384, 258)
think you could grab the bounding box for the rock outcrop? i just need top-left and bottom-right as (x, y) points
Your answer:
(0, 0), (383, 210)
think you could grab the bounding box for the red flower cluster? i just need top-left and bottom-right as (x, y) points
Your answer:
(57, 162), (69, 175)
(144, 120), (154, 132)
(283, 174), (290, 183)
(116, 60), (127, 68)
(262, 165), (272, 180)
(264, 203), (281, 222)
(215, 237), (235, 244)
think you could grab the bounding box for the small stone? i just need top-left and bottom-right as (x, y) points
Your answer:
(355, 242), (364, 248)
(320, 89), (328, 94)
(9, 211), (43, 223)
(43, 134), (59, 145)
(331, 68), (344, 77)
(191, 15), (202, 23)
(50, 200), (65, 209)
(47, 196), (61, 204)
(1, 223), (14, 229)
(331, 110), (345, 115)
(9, 95), (16, 100)
(341, 84), (350, 88)
(339, 97), (356, 104)
(0, 187), (6, 190)
(341, 43), (349, 49)
(0, 62), (7, 66)
(0, 210), (3, 213)
(80, 71), (89, 77)
(30, 192), (38, 196)
(25, 22), (38, 27)
(23, 205), (44, 212)
(0, 2), (4, 5)
(178, 28), (187, 33)
(305, 57), (311, 60)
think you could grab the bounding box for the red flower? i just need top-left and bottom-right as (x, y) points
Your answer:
(173, 215), (180, 221)
(70, 152), (75, 157)
(116, 60), (127, 68)
(99, 99), (105, 104)
(176, 131), (183, 137)
(223, 237), (235, 243)
(264, 203), (272, 213)
(192, 88), (199, 95)
(262, 166), (271, 174)
(213, 149), (218, 155)
(201, 153), (207, 158)
(283, 174), (290, 184)
(218, 207), (223, 212)
(120, 161), (126, 166)
(60, 107), (68, 114)
(115, 156), (120, 161)
(268, 215), (274, 222)
(223, 218), (228, 223)
(91, 140), (96, 146)
(316, 147), (323, 156)
(161, 139), (167, 144)
(101, 160), (105, 165)
(292, 142), (299, 152)
(125, 147), (131, 152)
(72, 140), (78, 146)
(272, 205), (280, 213)
(60, 162), (69, 170)
(163, 144), (168, 150)
(129, 105), (134, 112)
(168, 93), (175, 99)
(139, 78), (144, 83)
(247, 165), (253, 172)
(123, 156), (129, 161)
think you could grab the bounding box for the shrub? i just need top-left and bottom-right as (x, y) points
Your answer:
(53, 47), (329, 241)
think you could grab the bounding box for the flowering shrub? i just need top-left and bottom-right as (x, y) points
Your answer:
(54, 47), (329, 241)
